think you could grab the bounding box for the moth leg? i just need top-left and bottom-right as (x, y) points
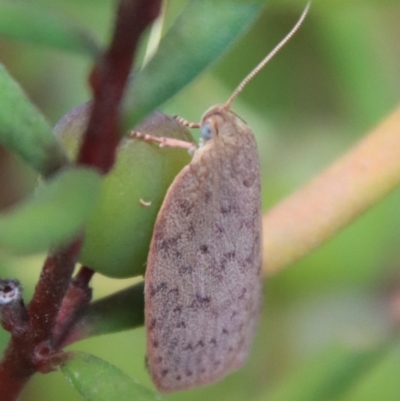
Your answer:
(130, 130), (197, 155)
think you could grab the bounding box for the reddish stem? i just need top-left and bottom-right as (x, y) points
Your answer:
(0, 340), (35, 401)
(0, 1), (162, 400)
(52, 267), (94, 348)
(0, 239), (81, 397)
(78, 0), (162, 173)
(74, 266), (95, 286)
(28, 240), (82, 343)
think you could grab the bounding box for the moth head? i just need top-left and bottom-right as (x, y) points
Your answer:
(175, 2), (310, 144)
(199, 104), (234, 145)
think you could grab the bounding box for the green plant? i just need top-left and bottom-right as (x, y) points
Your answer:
(0, 1), (400, 401)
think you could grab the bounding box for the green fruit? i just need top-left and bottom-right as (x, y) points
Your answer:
(54, 103), (193, 277)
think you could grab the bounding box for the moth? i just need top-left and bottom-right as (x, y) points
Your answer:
(135, 3), (310, 392)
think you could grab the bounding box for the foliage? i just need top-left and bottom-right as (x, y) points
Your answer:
(0, 0), (400, 401)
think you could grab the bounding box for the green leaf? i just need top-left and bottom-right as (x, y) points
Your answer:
(55, 106), (194, 278)
(63, 282), (144, 345)
(0, 63), (69, 176)
(257, 343), (387, 401)
(339, 341), (400, 401)
(73, 111), (193, 278)
(318, 6), (397, 129)
(123, 0), (264, 128)
(0, 1), (100, 56)
(0, 167), (101, 254)
(60, 352), (165, 401)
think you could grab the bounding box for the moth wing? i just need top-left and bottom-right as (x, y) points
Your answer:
(145, 123), (262, 392)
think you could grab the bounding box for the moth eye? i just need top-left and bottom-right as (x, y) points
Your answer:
(200, 122), (213, 142)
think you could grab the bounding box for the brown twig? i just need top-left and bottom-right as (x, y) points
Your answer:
(52, 267), (94, 348)
(28, 240), (82, 342)
(78, 0), (162, 173)
(0, 1), (161, 400)
(0, 239), (81, 399)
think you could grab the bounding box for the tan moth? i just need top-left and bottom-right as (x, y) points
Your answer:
(137, 3), (310, 392)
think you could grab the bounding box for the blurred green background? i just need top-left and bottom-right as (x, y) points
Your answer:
(1, 0), (400, 400)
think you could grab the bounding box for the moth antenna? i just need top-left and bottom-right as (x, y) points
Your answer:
(224, 1), (311, 110)
(174, 115), (201, 128)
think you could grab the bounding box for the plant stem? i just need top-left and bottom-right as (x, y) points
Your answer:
(52, 267), (94, 348)
(0, 239), (81, 400)
(0, 1), (162, 399)
(28, 240), (82, 342)
(78, 0), (162, 173)
(263, 106), (400, 276)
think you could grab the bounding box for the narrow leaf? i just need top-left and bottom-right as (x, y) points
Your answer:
(0, 63), (69, 176)
(0, 1), (100, 56)
(0, 167), (101, 254)
(124, 0), (264, 128)
(257, 343), (387, 401)
(61, 352), (165, 401)
(339, 341), (400, 401)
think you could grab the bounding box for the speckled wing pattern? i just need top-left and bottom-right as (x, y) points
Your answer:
(145, 106), (262, 392)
